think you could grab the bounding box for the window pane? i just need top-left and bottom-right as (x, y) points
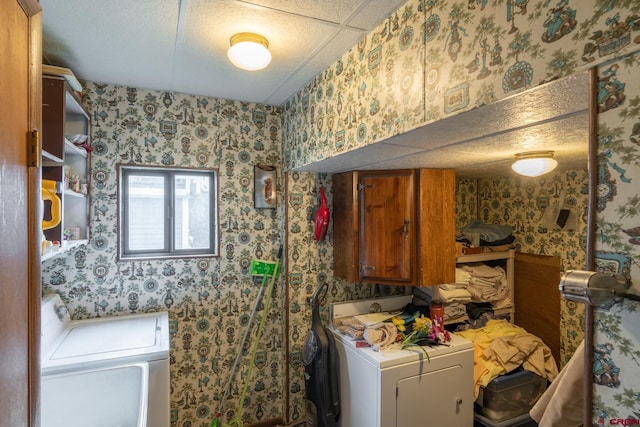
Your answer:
(174, 174), (210, 250)
(127, 174), (165, 251)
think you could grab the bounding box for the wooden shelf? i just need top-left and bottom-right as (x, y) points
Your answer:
(64, 138), (88, 158)
(457, 249), (516, 263)
(63, 189), (86, 199)
(414, 249), (516, 325)
(41, 75), (91, 256)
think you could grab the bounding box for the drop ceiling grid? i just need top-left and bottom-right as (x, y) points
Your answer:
(236, 0), (371, 26)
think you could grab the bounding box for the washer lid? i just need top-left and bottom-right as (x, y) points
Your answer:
(51, 316), (159, 359)
(42, 311), (169, 373)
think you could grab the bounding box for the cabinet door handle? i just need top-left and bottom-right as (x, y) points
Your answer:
(360, 264), (376, 272)
(402, 219), (410, 239)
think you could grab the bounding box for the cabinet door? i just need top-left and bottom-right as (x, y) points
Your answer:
(514, 253), (561, 365)
(418, 168), (456, 285)
(333, 172), (359, 281)
(396, 365), (470, 427)
(358, 170), (416, 284)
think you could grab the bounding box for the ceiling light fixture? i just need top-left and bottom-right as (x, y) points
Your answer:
(511, 150), (558, 177)
(227, 32), (272, 71)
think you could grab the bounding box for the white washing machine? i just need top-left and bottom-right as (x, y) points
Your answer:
(41, 293), (170, 427)
(330, 295), (474, 427)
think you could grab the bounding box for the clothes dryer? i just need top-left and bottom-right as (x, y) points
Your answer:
(330, 295), (474, 427)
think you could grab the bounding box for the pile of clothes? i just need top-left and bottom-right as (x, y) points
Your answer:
(456, 319), (559, 399)
(458, 220), (516, 252)
(433, 262), (512, 321)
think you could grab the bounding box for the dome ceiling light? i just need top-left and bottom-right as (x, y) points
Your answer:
(227, 32), (272, 71)
(511, 150), (558, 177)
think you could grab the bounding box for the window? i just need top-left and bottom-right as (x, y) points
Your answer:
(119, 166), (218, 260)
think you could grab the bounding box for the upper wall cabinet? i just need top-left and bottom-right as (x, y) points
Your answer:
(41, 75), (91, 253)
(333, 169), (456, 286)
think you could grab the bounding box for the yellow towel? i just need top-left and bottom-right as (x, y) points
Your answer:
(457, 319), (559, 399)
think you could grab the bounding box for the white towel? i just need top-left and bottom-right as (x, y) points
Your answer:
(438, 287), (472, 303)
(455, 268), (472, 283)
(440, 283), (468, 290)
(444, 303), (467, 319)
(492, 297), (513, 310)
(463, 264), (505, 279)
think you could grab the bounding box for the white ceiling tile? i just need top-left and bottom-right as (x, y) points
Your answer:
(42, 0), (180, 90)
(346, 0), (409, 29)
(265, 28), (367, 104)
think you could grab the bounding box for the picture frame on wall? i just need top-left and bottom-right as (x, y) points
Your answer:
(254, 165), (277, 209)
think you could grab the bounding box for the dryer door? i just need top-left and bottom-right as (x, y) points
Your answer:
(396, 365), (471, 427)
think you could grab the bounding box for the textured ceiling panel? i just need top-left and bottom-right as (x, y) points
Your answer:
(346, 0), (411, 29)
(42, 0), (180, 90)
(295, 142), (425, 172)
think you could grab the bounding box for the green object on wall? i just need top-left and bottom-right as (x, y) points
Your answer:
(250, 259), (281, 277)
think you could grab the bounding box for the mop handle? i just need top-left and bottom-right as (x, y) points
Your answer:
(231, 248), (282, 425)
(220, 273), (269, 409)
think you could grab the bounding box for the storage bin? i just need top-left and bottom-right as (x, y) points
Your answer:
(475, 368), (547, 422)
(474, 412), (537, 427)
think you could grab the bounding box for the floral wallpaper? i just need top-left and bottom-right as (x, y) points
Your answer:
(456, 171), (589, 365)
(42, 86), (290, 426)
(41, 0), (640, 425)
(592, 53), (640, 424)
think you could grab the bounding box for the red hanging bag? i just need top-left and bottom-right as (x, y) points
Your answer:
(314, 187), (329, 241)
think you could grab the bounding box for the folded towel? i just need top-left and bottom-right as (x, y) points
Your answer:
(440, 283), (468, 290)
(438, 287), (472, 303)
(455, 268), (472, 283)
(470, 276), (501, 287)
(463, 264), (505, 279)
(444, 303), (467, 319)
(492, 297), (513, 310)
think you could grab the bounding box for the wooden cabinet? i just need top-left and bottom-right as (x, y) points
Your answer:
(41, 75), (90, 257)
(333, 169), (455, 286)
